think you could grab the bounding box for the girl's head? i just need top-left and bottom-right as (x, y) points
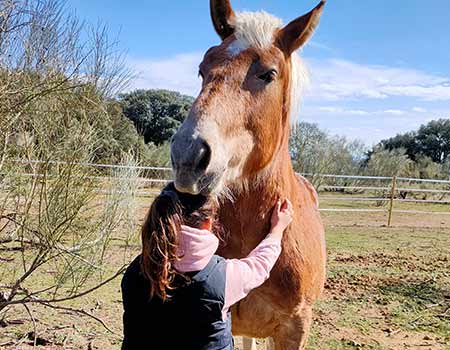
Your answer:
(141, 182), (217, 300)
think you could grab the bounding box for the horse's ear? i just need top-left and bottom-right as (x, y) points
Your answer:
(210, 0), (236, 40)
(276, 0), (325, 56)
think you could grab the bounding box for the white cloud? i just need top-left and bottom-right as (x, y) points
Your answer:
(305, 41), (334, 52)
(307, 59), (450, 102)
(318, 106), (340, 113)
(347, 109), (370, 116)
(318, 106), (369, 115)
(124, 52), (450, 145)
(126, 53), (450, 104)
(384, 109), (405, 115)
(127, 53), (203, 95)
(311, 106), (438, 120)
(303, 105), (450, 145)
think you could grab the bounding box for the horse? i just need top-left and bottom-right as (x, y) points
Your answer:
(170, 1), (327, 349)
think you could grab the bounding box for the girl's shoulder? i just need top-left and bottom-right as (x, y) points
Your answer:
(190, 255), (227, 282)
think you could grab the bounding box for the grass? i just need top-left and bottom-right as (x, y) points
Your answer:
(1, 200), (450, 349)
(309, 223), (450, 350)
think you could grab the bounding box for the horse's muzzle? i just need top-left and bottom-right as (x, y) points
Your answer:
(171, 131), (212, 195)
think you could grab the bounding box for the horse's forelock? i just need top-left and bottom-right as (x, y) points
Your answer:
(233, 11), (282, 49)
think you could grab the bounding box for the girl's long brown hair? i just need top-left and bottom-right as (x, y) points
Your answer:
(140, 182), (217, 301)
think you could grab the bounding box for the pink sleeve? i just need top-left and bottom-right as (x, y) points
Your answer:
(221, 233), (282, 320)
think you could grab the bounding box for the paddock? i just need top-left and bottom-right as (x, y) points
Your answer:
(1, 162), (449, 349)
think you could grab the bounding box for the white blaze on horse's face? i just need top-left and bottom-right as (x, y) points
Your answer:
(171, 0), (325, 195)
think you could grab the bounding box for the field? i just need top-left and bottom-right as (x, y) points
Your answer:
(1, 196), (449, 350)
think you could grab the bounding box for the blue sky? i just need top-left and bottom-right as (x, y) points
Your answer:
(68, 0), (450, 145)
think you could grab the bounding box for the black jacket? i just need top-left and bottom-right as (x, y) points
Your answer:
(121, 255), (233, 350)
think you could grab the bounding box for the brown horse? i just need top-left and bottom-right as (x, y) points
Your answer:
(170, 1), (326, 349)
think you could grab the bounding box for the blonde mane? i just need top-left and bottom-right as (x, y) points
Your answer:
(232, 11), (310, 117)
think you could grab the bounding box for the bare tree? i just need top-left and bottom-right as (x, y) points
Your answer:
(289, 122), (367, 189)
(0, 0), (137, 340)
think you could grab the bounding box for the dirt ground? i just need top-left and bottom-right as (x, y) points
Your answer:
(1, 201), (449, 350)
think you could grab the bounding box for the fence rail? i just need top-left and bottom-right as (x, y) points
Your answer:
(7, 159), (450, 226)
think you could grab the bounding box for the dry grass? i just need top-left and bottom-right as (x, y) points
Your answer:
(0, 198), (449, 349)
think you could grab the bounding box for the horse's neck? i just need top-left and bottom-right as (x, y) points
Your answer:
(244, 139), (296, 204)
(218, 150), (296, 257)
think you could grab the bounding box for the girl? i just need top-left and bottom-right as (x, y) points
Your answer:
(121, 183), (293, 350)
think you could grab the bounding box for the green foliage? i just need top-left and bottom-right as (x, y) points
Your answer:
(379, 118), (450, 165)
(289, 120), (449, 183)
(379, 131), (417, 160)
(94, 101), (170, 166)
(365, 147), (414, 177)
(144, 142), (171, 167)
(416, 119), (450, 164)
(119, 89), (194, 145)
(413, 155), (445, 179)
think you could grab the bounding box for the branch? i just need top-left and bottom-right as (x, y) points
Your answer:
(3, 264), (127, 307)
(0, 257), (14, 262)
(23, 304), (37, 346)
(36, 301), (118, 335)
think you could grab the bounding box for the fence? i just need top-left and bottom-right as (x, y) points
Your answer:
(309, 173), (450, 226)
(6, 160), (450, 226)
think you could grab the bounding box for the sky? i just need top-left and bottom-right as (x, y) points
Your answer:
(67, 0), (450, 145)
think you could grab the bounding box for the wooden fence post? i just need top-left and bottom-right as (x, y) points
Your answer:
(387, 176), (397, 227)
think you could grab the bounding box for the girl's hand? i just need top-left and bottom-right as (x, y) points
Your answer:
(270, 199), (294, 237)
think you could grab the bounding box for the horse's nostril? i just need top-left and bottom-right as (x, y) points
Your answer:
(196, 140), (211, 172)
(171, 134), (211, 175)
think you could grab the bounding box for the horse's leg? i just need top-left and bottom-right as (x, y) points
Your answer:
(242, 337), (257, 350)
(272, 306), (313, 350)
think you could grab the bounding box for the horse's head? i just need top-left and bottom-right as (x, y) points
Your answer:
(171, 0), (325, 195)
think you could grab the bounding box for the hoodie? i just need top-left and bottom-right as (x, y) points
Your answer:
(175, 225), (282, 320)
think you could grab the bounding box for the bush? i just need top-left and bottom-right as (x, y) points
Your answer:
(0, 0), (139, 332)
(365, 147), (414, 177)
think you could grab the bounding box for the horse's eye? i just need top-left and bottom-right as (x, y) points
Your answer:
(257, 69), (277, 83)
(198, 70), (204, 80)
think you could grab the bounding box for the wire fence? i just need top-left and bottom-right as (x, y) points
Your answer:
(6, 159), (450, 226)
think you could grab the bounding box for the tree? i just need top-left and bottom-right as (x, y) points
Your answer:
(289, 122), (367, 187)
(413, 155), (445, 179)
(377, 118), (450, 165)
(369, 118), (450, 179)
(290, 122), (328, 175)
(0, 0), (138, 337)
(416, 119), (450, 164)
(379, 131), (418, 161)
(94, 100), (170, 166)
(119, 89), (194, 145)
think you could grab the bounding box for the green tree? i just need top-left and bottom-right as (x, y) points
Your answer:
(119, 89), (194, 145)
(415, 119), (450, 164)
(377, 118), (450, 164)
(380, 131), (418, 161)
(94, 100), (170, 165)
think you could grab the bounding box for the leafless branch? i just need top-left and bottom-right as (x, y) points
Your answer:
(36, 301), (118, 335)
